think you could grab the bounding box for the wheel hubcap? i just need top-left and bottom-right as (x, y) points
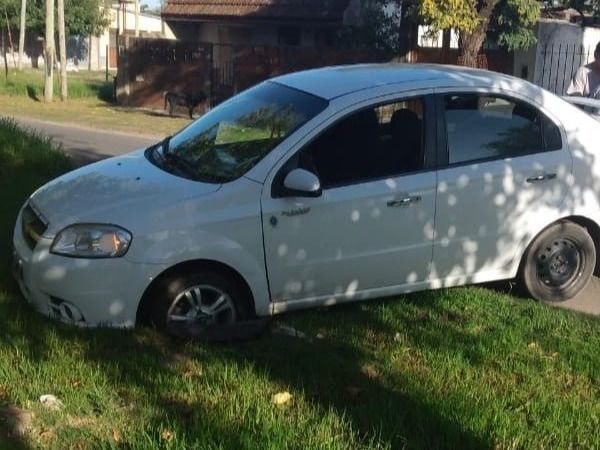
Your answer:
(536, 238), (582, 288)
(166, 285), (236, 327)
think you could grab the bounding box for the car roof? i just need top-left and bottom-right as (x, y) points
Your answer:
(271, 63), (531, 100)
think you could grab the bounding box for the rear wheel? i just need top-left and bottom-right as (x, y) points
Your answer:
(520, 222), (596, 302)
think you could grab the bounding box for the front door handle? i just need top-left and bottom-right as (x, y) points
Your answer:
(387, 196), (421, 207)
(526, 173), (557, 183)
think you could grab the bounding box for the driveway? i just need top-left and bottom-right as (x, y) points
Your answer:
(12, 116), (158, 165)
(8, 116), (600, 317)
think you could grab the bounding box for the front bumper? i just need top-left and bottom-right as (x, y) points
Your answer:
(12, 210), (167, 328)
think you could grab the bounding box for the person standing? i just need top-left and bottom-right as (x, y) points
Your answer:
(567, 42), (600, 98)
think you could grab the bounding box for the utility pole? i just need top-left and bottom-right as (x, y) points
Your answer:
(18, 0), (26, 70)
(44, 0), (54, 102)
(134, 0), (139, 37)
(57, 0), (67, 100)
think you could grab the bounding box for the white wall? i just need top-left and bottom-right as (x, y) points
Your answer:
(92, 6), (176, 70)
(110, 7), (175, 38)
(417, 25), (459, 49)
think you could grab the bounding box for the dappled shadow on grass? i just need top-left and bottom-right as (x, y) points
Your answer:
(0, 298), (492, 449)
(1, 278), (599, 448)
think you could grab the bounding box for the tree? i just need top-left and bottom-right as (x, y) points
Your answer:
(18, 0), (25, 70)
(24, 0), (110, 37)
(419, 0), (540, 67)
(43, 0), (53, 102)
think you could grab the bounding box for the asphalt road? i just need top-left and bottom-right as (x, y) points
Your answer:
(13, 117), (159, 165)
(558, 276), (600, 316)
(8, 116), (600, 316)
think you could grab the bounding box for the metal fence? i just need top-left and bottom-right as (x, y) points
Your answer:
(538, 43), (594, 95)
(116, 37), (213, 109)
(116, 37), (385, 109)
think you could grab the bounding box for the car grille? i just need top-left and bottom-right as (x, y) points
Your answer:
(21, 203), (48, 250)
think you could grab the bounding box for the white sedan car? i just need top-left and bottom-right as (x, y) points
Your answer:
(12, 64), (600, 334)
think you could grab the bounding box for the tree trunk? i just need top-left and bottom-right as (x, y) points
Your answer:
(57, 0), (67, 100)
(459, 0), (499, 68)
(18, 0), (26, 70)
(44, 0), (54, 103)
(441, 29), (451, 64)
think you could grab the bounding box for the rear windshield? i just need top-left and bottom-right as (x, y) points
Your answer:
(156, 82), (328, 183)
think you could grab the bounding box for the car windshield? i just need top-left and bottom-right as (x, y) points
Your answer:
(150, 82), (328, 183)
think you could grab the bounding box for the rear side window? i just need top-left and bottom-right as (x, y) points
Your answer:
(444, 94), (562, 165)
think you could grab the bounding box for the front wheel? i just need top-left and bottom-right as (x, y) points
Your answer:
(149, 270), (252, 336)
(520, 222), (596, 302)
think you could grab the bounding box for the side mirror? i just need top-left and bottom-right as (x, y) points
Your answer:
(283, 168), (322, 198)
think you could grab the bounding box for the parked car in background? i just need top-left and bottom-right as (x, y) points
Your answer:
(13, 64), (600, 336)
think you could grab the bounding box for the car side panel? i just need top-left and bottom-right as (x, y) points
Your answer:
(124, 178), (272, 316)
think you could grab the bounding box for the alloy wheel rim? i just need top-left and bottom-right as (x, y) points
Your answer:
(536, 238), (583, 289)
(166, 284), (236, 327)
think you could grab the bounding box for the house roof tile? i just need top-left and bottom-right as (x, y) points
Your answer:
(162, 0), (350, 22)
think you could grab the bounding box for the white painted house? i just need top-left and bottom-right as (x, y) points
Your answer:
(91, 3), (176, 71)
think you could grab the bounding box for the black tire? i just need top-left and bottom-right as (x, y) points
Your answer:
(148, 270), (251, 333)
(520, 222), (596, 303)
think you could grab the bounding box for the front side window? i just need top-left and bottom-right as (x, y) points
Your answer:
(299, 98), (425, 188)
(444, 94), (562, 165)
(149, 82), (327, 183)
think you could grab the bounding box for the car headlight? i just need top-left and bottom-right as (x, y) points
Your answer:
(51, 224), (132, 258)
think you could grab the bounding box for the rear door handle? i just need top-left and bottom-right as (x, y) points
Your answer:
(526, 173), (557, 183)
(387, 196), (421, 207)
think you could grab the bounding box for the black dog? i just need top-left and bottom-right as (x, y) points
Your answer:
(164, 91), (208, 119)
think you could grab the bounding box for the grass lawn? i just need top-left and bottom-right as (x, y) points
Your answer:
(1, 119), (599, 449)
(0, 70), (113, 100)
(0, 70), (190, 137)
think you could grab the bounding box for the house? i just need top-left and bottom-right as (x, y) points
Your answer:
(91, 2), (176, 71)
(161, 0), (354, 48)
(2, 2), (175, 71)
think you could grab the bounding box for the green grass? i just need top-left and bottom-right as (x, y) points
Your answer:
(1, 120), (599, 449)
(0, 70), (113, 101)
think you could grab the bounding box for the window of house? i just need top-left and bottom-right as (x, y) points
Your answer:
(299, 98), (425, 188)
(444, 94), (562, 165)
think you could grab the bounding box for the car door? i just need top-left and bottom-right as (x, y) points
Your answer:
(261, 94), (438, 304)
(432, 90), (572, 283)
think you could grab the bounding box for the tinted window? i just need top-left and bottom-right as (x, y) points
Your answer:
(155, 82), (327, 183)
(444, 94), (562, 165)
(300, 98), (425, 188)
